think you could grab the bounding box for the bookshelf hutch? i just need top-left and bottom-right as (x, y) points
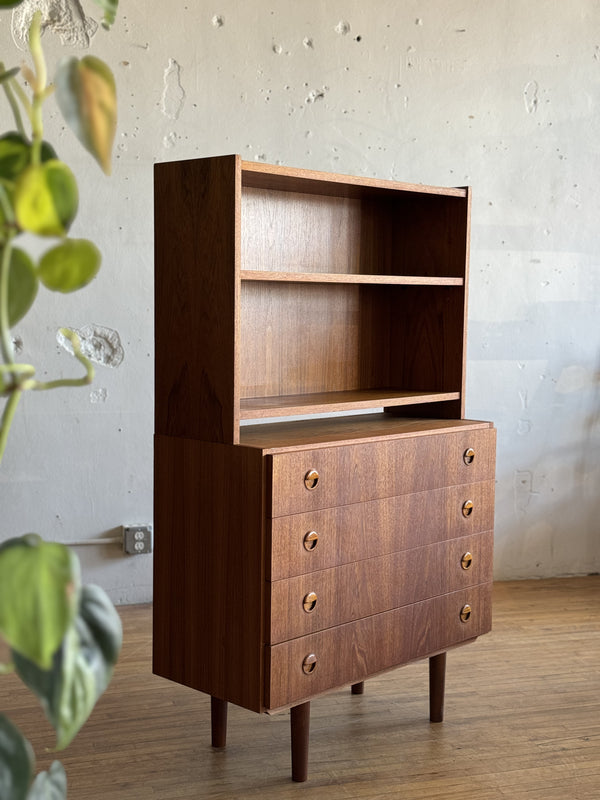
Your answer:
(153, 155), (495, 781)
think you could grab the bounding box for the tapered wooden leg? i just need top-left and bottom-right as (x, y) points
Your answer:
(211, 696), (228, 748)
(429, 652), (447, 723)
(351, 681), (365, 694)
(290, 701), (310, 782)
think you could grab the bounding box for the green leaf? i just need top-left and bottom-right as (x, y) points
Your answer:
(38, 239), (101, 293)
(0, 0), (25, 8)
(79, 583), (123, 665)
(7, 246), (39, 326)
(27, 761), (66, 800)
(0, 133), (57, 181)
(0, 715), (34, 800)
(13, 584), (122, 751)
(0, 535), (80, 670)
(55, 56), (117, 175)
(0, 133), (30, 181)
(0, 67), (21, 83)
(90, 0), (118, 29)
(14, 161), (78, 237)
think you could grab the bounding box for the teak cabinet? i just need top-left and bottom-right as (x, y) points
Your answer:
(153, 155), (495, 782)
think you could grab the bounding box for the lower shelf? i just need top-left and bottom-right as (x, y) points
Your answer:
(265, 583), (492, 710)
(240, 388), (461, 419)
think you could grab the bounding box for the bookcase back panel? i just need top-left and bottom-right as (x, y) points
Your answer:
(242, 188), (362, 274)
(388, 285), (466, 392)
(241, 282), (364, 398)
(370, 193), (469, 279)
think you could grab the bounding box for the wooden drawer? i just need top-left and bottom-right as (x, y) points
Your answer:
(269, 480), (495, 580)
(269, 428), (496, 517)
(265, 583), (492, 710)
(268, 531), (493, 643)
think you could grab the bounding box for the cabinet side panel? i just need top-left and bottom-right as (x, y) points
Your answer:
(153, 435), (264, 712)
(154, 155), (240, 443)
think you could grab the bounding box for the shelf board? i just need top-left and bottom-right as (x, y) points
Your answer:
(240, 389), (461, 420)
(240, 413), (492, 452)
(240, 159), (468, 199)
(240, 271), (463, 286)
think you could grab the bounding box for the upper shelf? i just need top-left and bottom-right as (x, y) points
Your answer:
(240, 159), (468, 200)
(240, 270), (464, 286)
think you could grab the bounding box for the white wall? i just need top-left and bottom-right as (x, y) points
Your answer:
(1, 0), (599, 602)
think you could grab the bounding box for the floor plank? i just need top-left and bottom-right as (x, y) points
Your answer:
(2, 577), (599, 798)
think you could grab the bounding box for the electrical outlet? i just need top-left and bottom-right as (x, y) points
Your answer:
(123, 524), (152, 555)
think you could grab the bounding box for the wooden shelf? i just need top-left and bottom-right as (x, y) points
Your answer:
(240, 271), (464, 286)
(240, 389), (461, 419)
(239, 413), (492, 452)
(241, 159), (468, 199)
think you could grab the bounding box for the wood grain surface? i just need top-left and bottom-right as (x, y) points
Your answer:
(154, 154), (241, 444)
(268, 532), (493, 643)
(269, 427), (496, 516)
(153, 435), (266, 711)
(269, 480), (496, 580)
(265, 583), (492, 709)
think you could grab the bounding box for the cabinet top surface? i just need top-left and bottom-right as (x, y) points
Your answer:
(239, 414), (493, 453)
(155, 155), (468, 200)
(242, 158), (468, 199)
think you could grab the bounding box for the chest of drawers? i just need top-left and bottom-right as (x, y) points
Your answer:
(153, 418), (495, 779)
(153, 156), (495, 781)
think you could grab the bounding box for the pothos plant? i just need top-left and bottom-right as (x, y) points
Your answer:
(0, 2), (122, 798)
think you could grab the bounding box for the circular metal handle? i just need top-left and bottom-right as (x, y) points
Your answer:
(463, 448), (475, 466)
(302, 591), (318, 613)
(461, 552), (473, 570)
(462, 499), (474, 517)
(303, 530), (319, 551)
(304, 469), (319, 490)
(302, 653), (317, 674)
(460, 603), (472, 623)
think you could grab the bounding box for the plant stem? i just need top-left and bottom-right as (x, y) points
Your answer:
(24, 330), (94, 391)
(0, 388), (21, 464)
(0, 183), (15, 225)
(0, 63), (26, 138)
(9, 78), (33, 129)
(28, 12), (46, 164)
(0, 237), (15, 366)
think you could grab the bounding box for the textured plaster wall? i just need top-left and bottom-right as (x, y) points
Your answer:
(1, 0), (599, 602)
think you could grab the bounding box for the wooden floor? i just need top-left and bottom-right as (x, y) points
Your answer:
(2, 577), (599, 799)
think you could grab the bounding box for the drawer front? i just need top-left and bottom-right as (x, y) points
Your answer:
(265, 583), (492, 710)
(268, 531), (493, 643)
(270, 428), (496, 517)
(269, 480), (495, 580)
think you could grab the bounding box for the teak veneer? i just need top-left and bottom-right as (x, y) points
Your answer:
(153, 155), (495, 782)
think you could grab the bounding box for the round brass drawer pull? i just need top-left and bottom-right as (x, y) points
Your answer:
(463, 447), (475, 465)
(302, 653), (317, 674)
(461, 552), (473, 570)
(462, 499), (474, 517)
(303, 530), (319, 551)
(304, 469), (319, 490)
(303, 591), (318, 613)
(460, 603), (472, 623)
